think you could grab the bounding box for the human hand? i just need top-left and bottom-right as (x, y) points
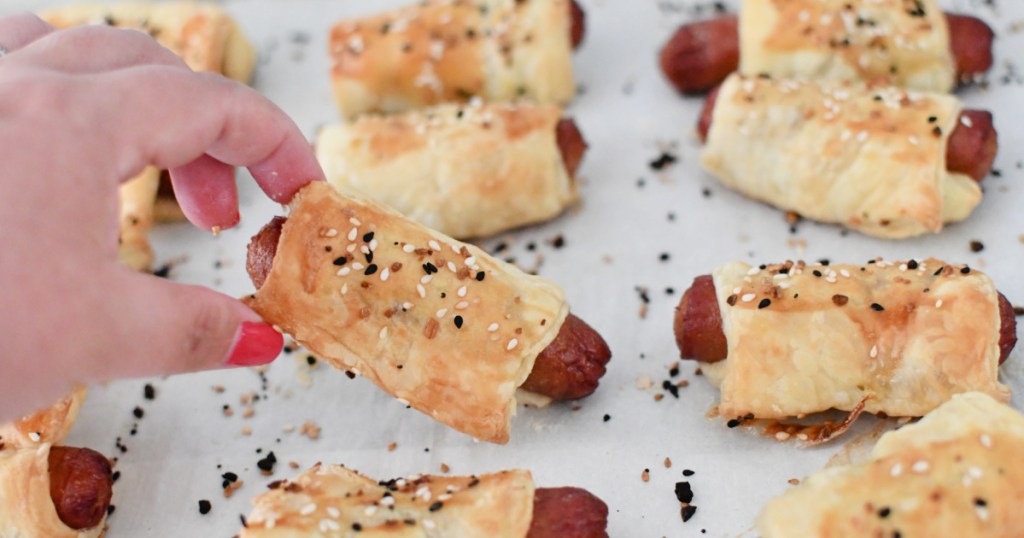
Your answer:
(0, 14), (325, 420)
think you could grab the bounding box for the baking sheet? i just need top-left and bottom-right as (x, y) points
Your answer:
(4, 0), (1024, 535)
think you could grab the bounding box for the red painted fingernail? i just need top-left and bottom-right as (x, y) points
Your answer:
(226, 322), (283, 367)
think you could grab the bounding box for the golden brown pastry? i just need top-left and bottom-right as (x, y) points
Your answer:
(328, 0), (576, 119)
(242, 465), (534, 537)
(759, 392), (1024, 536)
(0, 445), (109, 538)
(244, 182), (580, 444)
(316, 102), (581, 238)
(116, 168), (159, 271)
(40, 2), (256, 82)
(690, 259), (1009, 424)
(740, 0), (955, 92)
(701, 75), (982, 239)
(0, 387), (85, 451)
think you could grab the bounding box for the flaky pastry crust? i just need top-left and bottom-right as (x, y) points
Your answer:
(702, 259), (1008, 420)
(701, 75), (979, 238)
(317, 102), (576, 239)
(245, 183), (568, 443)
(0, 445), (106, 538)
(0, 387), (85, 452)
(328, 0), (575, 119)
(759, 392), (1024, 536)
(242, 465), (534, 537)
(740, 0), (955, 92)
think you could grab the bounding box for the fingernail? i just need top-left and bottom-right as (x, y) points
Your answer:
(226, 322), (283, 367)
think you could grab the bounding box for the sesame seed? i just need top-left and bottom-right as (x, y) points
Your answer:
(417, 285), (426, 298)
(741, 293), (756, 302)
(507, 339), (519, 350)
(935, 299), (943, 308)
(341, 283), (348, 295)
(961, 115), (974, 128)
(423, 520), (436, 529)
(403, 244), (415, 253)
(325, 228), (338, 237)
(379, 327), (388, 339)
(402, 302), (413, 310)
(348, 228), (358, 241)
(364, 506), (377, 516)
(891, 463), (903, 476)
(455, 301), (469, 310)
(380, 268), (390, 281)
(337, 267), (351, 276)
(349, 218), (361, 226)
(870, 345), (878, 358)
(447, 261), (458, 272)
(912, 460), (930, 473)
(300, 503), (317, 515)
(28, 432), (40, 442)
(980, 434), (993, 448)
(327, 507), (340, 518)
(436, 308), (448, 318)
(370, 239), (379, 251)
(839, 269), (850, 278)
(465, 256), (476, 266)
(488, 323), (499, 332)
(421, 275), (433, 284)
(457, 286), (467, 297)
(352, 262), (365, 271)
(429, 240), (441, 251)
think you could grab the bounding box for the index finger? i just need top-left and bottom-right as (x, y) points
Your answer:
(0, 13), (55, 54)
(84, 65), (324, 203)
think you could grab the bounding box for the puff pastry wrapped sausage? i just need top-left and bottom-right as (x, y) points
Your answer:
(0, 445), (113, 538)
(659, 0), (995, 94)
(700, 74), (994, 239)
(759, 392), (1024, 536)
(240, 464), (608, 537)
(328, 0), (580, 119)
(674, 259), (1014, 428)
(316, 102), (585, 239)
(244, 182), (610, 443)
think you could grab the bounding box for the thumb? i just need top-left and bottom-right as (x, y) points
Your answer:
(89, 268), (282, 382)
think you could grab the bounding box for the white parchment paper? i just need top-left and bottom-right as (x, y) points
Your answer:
(4, 0), (1024, 536)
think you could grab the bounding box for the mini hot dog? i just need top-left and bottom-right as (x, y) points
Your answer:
(330, 0), (583, 119)
(660, 2), (994, 94)
(244, 182), (611, 443)
(698, 88), (997, 182)
(674, 259), (1014, 425)
(0, 445), (113, 537)
(241, 465), (609, 538)
(315, 102), (587, 239)
(699, 75), (994, 238)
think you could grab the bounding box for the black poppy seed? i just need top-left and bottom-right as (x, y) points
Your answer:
(674, 481), (694, 504)
(143, 384), (156, 400)
(476, 271), (485, 281)
(871, 303), (885, 311)
(726, 418), (742, 428)
(222, 472), (238, 483)
(307, 355), (317, 366)
(198, 500), (212, 515)
(333, 257), (348, 266)
(758, 298), (771, 309)
(681, 505), (697, 522)
(970, 241), (984, 252)
(365, 251), (374, 263)
(682, 469), (695, 476)
(429, 501), (443, 512)
(662, 380), (680, 398)
(603, 414), (611, 422)
(112, 471), (121, 482)
(364, 264), (378, 276)
(813, 270), (822, 277)
(133, 407), (144, 419)
(423, 262), (438, 274)
(907, 259), (919, 269)
(759, 264), (767, 270)
(454, 315), (464, 329)
(256, 452), (277, 472)
(975, 498), (987, 507)
(934, 267), (945, 276)
(879, 507), (891, 517)
(961, 266), (971, 274)
(928, 116), (937, 123)
(649, 152), (678, 170)
(240, 514), (247, 527)
(362, 232), (374, 242)
(107, 505), (116, 516)
(819, 259), (830, 266)
(353, 523), (363, 531)
(666, 287), (675, 295)
(659, 252), (671, 262)
(669, 365), (680, 377)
